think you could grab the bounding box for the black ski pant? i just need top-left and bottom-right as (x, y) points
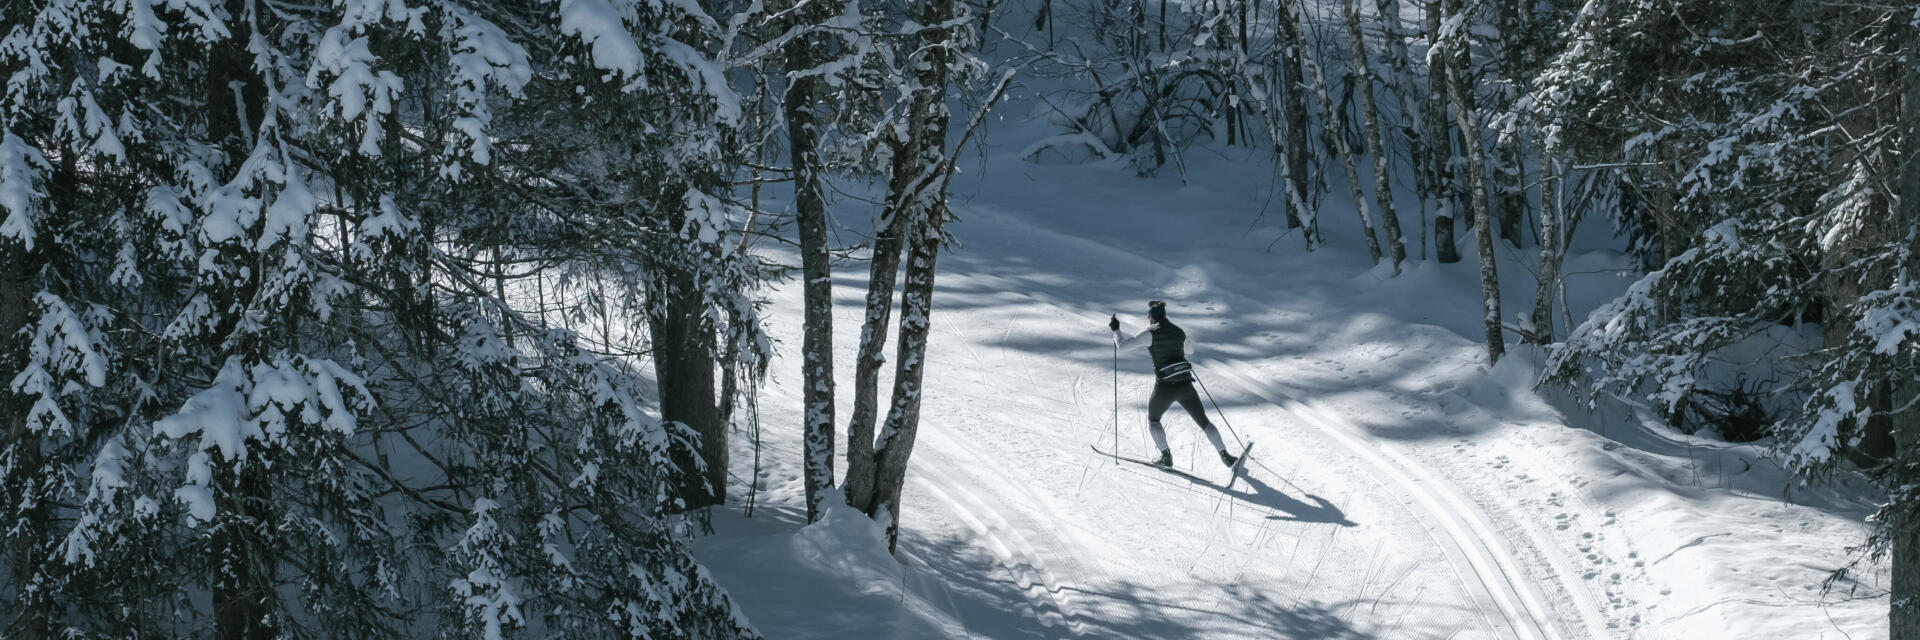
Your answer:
(1147, 380), (1227, 454)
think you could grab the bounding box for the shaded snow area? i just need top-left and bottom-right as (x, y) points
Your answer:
(692, 112), (1888, 639)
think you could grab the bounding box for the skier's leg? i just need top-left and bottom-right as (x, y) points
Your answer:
(1175, 384), (1228, 453)
(1146, 382), (1176, 455)
(1197, 423), (1228, 453)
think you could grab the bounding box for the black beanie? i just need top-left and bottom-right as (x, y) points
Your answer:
(1148, 300), (1166, 321)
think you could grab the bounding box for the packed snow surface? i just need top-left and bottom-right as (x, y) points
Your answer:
(693, 117), (1888, 639)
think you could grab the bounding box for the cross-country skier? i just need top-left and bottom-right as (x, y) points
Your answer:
(1109, 300), (1238, 469)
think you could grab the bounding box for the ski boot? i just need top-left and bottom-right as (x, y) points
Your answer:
(1153, 450), (1174, 468)
(1219, 450), (1239, 468)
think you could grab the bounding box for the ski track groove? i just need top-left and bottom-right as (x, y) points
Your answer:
(910, 469), (1082, 638)
(1200, 359), (1565, 640)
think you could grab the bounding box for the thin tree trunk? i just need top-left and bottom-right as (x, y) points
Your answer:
(1494, 0), (1527, 249)
(782, 17), (836, 522)
(1891, 10), (1920, 638)
(1375, 0), (1428, 261)
(851, 0), (958, 554)
(1348, 0), (1408, 271)
(1528, 157), (1563, 343)
(1318, 9), (1382, 265)
(1234, 0), (1249, 146)
(1425, 0), (1461, 263)
(1258, 93), (1319, 252)
(1159, 0), (1168, 52)
(844, 199), (915, 512)
(214, 465), (278, 640)
(868, 216), (943, 553)
(1444, 0), (1502, 364)
(1497, 134), (1526, 248)
(1278, 0), (1314, 236)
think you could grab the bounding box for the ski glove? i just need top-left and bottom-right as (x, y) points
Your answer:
(1108, 315), (1120, 331)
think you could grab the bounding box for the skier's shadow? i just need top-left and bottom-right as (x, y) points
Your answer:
(1144, 464), (1357, 527)
(1235, 473), (1357, 527)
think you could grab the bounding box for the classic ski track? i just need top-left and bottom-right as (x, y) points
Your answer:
(952, 269), (1586, 640)
(911, 436), (1089, 637)
(1198, 357), (1572, 640)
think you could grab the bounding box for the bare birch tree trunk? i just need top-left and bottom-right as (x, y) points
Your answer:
(1278, 0), (1315, 239)
(844, 80), (938, 511)
(1375, 0), (1429, 261)
(1311, 12), (1383, 264)
(1425, 0), (1461, 263)
(781, 7), (837, 522)
(1348, 0), (1408, 271)
(869, 215), (943, 553)
(1527, 158), (1563, 343)
(849, 0), (958, 553)
(1443, 0), (1503, 363)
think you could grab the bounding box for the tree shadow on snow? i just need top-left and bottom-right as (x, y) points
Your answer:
(1057, 580), (1382, 639)
(701, 503), (1396, 639)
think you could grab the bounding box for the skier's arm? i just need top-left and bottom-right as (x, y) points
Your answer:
(1109, 316), (1150, 351)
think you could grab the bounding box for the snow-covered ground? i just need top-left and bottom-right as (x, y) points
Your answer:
(691, 111), (1889, 638)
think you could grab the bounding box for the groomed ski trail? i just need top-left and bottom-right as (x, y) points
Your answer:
(1200, 358), (1591, 640)
(956, 271), (1595, 639)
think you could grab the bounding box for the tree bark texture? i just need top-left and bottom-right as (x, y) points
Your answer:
(647, 260), (727, 510)
(782, 14), (837, 523)
(1318, 6), (1383, 265)
(1, 194), (43, 640)
(1425, 0), (1461, 263)
(844, 184), (917, 512)
(1278, 0), (1315, 236)
(849, 0), (957, 555)
(868, 217), (943, 553)
(1443, 0), (1504, 364)
(1347, 0), (1408, 271)
(1891, 11), (1920, 638)
(1528, 159), (1564, 343)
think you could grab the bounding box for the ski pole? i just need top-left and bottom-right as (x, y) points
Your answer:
(1112, 331), (1120, 464)
(1193, 373), (1245, 447)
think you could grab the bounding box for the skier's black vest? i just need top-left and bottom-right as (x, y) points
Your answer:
(1148, 321), (1195, 383)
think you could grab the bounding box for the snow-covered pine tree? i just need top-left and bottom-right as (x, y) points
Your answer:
(1, 5), (131, 635)
(1895, 12), (1920, 638)
(1, 1), (761, 637)
(1539, 1), (1918, 633)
